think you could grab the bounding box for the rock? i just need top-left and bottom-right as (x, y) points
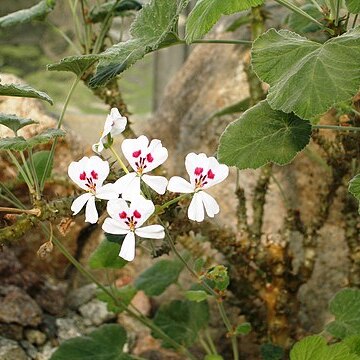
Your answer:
(25, 329), (47, 346)
(20, 340), (38, 359)
(79, 299), (116, 326)
(0, 286), (42, 326)
(55, 318), (81, 343)
(130, 291), (151, 317)
(0, 323), (23, 341)
(0, 337), (27, 360)
(66, 283), (97, 310)
(39, 314), (57, 340)
(35, 342), (57, 360)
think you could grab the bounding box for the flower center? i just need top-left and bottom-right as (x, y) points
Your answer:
(194, 168), (215, 190)
(132, 149), (154, 175)
(79, 170), (98, 193)
(119, 210), (142, 231)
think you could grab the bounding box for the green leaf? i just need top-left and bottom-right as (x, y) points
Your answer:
(235, 322), (252, 335)
(134, 259), (183, 296)
(346, 0), (360, 13)
(153, 299), (209, 348)
(218, 101), (312, 169)
(290, 335), (360, 360)
(261, 343), (284, 360)
(47, 55), (99, 77)
(0, 0), (56, 29)
(287, 4), (323, 34)
(88, 234), (128, 269)
(251, 27), (360, 119)
(19, 151), (52, 181)
(185, 0), (264, 43)
(88, 0), (188, 87)
(349, 174), (360, 214)
(326, 288), (360, 339)
(0, 113), (37, 135)
(204, 356), (224, 360)
(343, 336), (360, 356)
(89, 0), (142, 23)
(185, 290), (208, 302)
(0, 83), (53, 105)
(97, 285), (137, 313)
(205, 265), (229, 291)
(194, 258), (205, 273)
(0, 129), (65, 151)
(50, 324), (133, 360)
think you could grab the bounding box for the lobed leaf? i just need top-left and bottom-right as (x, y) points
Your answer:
(0, 113), (37, 135)
(349, 174), (360, 214)
(0, 0), (56, 29)
(346, 0), (360, 14)
(50, 324), (133, 360)
(47, 55), (99, 77)
(218, 101), (312, 169)
(185, 0), (264, 43)
(252, 27), (360, 119)
(287, 4), (324, 34)
(0, 82), (53, 105)
(134, 259), (183, 296)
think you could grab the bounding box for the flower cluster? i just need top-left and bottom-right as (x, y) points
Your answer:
(68, 108), (229, 261)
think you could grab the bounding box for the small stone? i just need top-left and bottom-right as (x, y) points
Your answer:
(0, 337), (27, 360)
(79, 298), (116, 326)
(39, 314), (57, 340)
(0, 323), (23, 340)
(55, 318), (81, 343)
(66, 283), (97, 310)
(34, 280), (67, 316)
(25, 329), (47, 346)
(20, 340), (38, 359)
(35, 342), (57, 360)
(0, 286), (42, 326)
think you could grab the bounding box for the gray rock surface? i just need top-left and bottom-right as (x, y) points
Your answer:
(0, 337), (27, 360)
(24, 329), (47, 346)
(55, 318), (81, 343)
(79, 298), (117, 326)
(20, 340), (38, 359)
(66, 283), (97, 310)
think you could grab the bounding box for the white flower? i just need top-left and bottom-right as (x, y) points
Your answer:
(102, 195), (165, 261)
(68, 156), (119, 224)
(92, 108), (127, 153)
(167, 153), (229, 222)
(114, 135), (168, 199)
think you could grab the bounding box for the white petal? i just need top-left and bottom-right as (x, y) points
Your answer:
(167, 176), (194, 193)
(121, 135), (149, 172)
(71, 193), (93, 215)
(119, 232), (136, 261)
(142, 175), (168, 195)
(185, 153), (209, 185)
(92, 141), (104, 154)
(129, 195), (155, 227)
(96, 183), (119, 200)
(86, 156), (110, 187)
(106, 198), (130, 225)
(198, 191), (219, 218)
(142, 139), (168, 173)
(109, 108), (127, 136)
(114, 172), (141, 200)
(85, 196), (98, 224)
(102, 218), (129, 235)
(135, 225), (165, 239)
(68, 156), (91, 190)
(121, 176), (141, 201)
(202, 157), (229, 189)
(188, 192), (204, 222)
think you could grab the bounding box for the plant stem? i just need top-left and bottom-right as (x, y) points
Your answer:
(199, 334), (212, 355)
(334, 0), (341, 26)
(109, 145), (129, 174)
(205, 329), (218, 355)
(40, 77), (80, 191)
(157, 193), (191, 212)
(28, 149), (41, 201)
(50, 232), (195, 359)
(182, 39), (252, 45)
(312, 124), (360, 131)
(353, 14), (359, 28)
(0, 207), (40, 216)
(0, 184), (25, 209)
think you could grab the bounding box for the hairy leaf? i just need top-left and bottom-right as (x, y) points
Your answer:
(185, 0), (264, 43)
(346, 0), (360, 13)
(47, 55), (99, 77)
(0, 0), (56, 28)
(89, 0), (142, 23)
(349, 174), (360, 214)
(252, 27), (360, 119)
(218, 101), (312, 169)
(89, 234), (128, 269)
(0, 83), (53, 104)
(290, 335), (360, 360)
(326, 288), (360, 339)
(50, 324), (132, 360)
(153, 299), (209, 348)
(0, 113), (37, 135)
(97, 285), (137, 313)
(287, 4), (323, 34)
(135, 259), (183, 296)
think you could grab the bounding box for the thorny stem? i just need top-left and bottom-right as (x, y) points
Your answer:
(40, 77), (81, 191)
(109, 145), (129, 174)
(50, 232), (197, 359)
(312, 124), (360, 132)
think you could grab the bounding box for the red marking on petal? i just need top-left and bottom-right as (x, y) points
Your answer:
(132, 150), (141, 158)
(91, 170), (98, 180)
(119, 211), (127, 219)
(133, 210), (141, 219)
(79, 171), (86, 180)
(207, 169), (215, 179)
(194, 167), (203, 176)
(146, 153), (154, 163)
